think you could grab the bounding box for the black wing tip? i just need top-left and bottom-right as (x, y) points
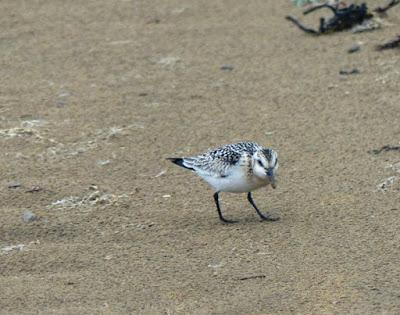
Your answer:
(166, 157), (182, 164)
(166, 158), (194, 171)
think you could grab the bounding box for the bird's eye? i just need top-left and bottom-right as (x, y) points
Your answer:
(257, 160), (263, 167)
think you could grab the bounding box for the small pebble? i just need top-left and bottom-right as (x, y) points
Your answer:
(97, 159), (110, 166)
(1, 244), (25, 252)
(56, 99), (67, 107)
(339, 68), (360, 75)
(89, 185), (98, 191)
(220, 64), (234, 71)
(58, 91), (70, 98)
(22, 211), (37, 222)
(8, 182), (21, 189)
(56, 90), (70, 107)
(347, 44), (360, 53)
(208, 262), (224, 268)
(146, 18), (160, 24)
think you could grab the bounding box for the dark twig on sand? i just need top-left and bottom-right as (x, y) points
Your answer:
(368, 145), (400, 154)
(374, 0), (400, 14)
(25, 186), (43, 193)
(339, 68), (360, 75)
(376, 35), (400, 50)
(238, 275), (266, 281)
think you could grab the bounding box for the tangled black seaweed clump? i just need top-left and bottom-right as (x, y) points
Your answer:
(286, 0), (399, 35)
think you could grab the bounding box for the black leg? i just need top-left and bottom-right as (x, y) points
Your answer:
(213, 192), (237, 224)
(247, 192), (279, 222)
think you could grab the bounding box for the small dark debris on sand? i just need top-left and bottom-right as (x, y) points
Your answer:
(146, 18), (160, 24)
(340, 68), (360, 75)
(374, 0), (400, 15)
(238, 275), (266, 281)
(8, 182), (21, 189)
(368, 145), (400, 154)
(377, 35), (400, 51)
(220, 64), (234, 71)
(25, 186), (43, 193)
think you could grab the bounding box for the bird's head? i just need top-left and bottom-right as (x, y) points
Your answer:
(252, 148), (279, 188)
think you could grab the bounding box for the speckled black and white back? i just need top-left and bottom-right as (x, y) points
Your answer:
(181, 142), (260, 175)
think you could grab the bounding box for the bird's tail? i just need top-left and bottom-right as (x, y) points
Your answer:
(167, 158), (195, 171)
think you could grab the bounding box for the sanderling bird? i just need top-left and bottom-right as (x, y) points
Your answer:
(168, 141), (279, 223)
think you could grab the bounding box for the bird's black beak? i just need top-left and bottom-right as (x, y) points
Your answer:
(267, 168), (276, 189)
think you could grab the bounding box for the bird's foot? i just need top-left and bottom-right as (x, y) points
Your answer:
(259, 214), (280, 222)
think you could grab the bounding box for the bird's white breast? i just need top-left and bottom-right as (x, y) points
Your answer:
(198, 166), (269, 193)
